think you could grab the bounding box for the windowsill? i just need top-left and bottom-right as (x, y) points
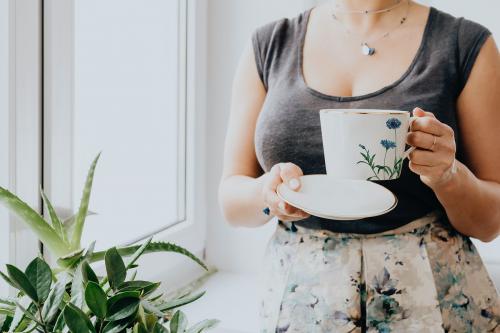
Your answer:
(181, 265), (500, 333)
(182, 271), (261, 333)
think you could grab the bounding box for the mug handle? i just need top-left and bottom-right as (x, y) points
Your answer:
(402, 115), (417, 160)
(402, 146), (416, 161)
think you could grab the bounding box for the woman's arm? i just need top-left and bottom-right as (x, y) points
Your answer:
(218, 40), (309, 227)
(218, 40), (269, 227)
(407, 36), (500, 242)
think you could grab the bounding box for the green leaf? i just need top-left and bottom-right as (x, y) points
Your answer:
(360, 152), (369, 162)
(153, 323), (170, 333)
(8, 296), (32, 332)
(145, 313), (159, 330)
(133, 322), (150, 333)
(0, 306), (15, 317)
(0, 315), (13, 332)
(6, 265), (38, 303)
(140, 300), (164, 317)
(106, 291), (140, 321)
(40, 186), (67, 244)
(14, 300), (41, 325)
(63, 211), (97, 242)
(102, 320), (130, 333)
(63, 303), (96, 333)
(0, 271), (17, 290)
(90, 242), (208, 271)
(105, 247), (126, 290)
(369, 154), (376, 166)
(170, 310), (187, 333)
(157, 291), (205, 311)
(186, 319), (219, 333)
(0, 297), (15, 307)
(84, 282), (107, 319)
(56, 248), (85, 269)
(126, 237), (152, 269)
(25, 257), (52, 302)
(41, 273), (68, 323)
(53, 310), (66, 332)
(70, 153), (101, 250)
(119, 281), (160, 296)
(0, 187), (69, 257)
(82, 261), (99, 284)
(70, 262), (85, 308)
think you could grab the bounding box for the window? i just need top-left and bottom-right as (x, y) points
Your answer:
(2, 0), (207, 292)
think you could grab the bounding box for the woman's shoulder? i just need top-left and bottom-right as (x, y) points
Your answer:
(251, 9), (309, 89)
(428, 6), (492, 93)
(251, 9), (309, 52)
(430, 6), (491, 43)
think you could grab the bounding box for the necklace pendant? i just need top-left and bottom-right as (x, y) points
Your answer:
(361, 43), (376, 56)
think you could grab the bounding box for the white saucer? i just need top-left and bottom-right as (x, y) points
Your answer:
(276, 175), (397, 220)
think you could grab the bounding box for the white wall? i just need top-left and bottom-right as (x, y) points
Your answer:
(205, 0), (310, 273)
(205, 0), (500, 280)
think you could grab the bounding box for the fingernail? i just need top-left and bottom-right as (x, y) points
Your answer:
(288, 178), (300, 190)
(278, 201), (285, 211)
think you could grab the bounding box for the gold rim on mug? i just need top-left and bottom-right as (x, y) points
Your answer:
(320, 109), (410, 115)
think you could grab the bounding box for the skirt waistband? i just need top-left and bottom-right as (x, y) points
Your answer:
(278, 210), (445, 239)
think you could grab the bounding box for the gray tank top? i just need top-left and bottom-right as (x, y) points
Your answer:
(252, 6), (491, 233)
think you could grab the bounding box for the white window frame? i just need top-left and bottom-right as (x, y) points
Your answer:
(1, 0), (44, 297)
(0, 0), (207, 286)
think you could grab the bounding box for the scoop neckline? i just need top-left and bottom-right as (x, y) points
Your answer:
(297, 5), (436, 102)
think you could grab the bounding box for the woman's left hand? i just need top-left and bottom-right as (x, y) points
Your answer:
(406, 107), (458, 189)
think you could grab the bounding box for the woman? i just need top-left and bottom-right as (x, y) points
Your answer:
(218, 0), (500, 331)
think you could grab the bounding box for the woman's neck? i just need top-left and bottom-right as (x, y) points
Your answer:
(329, 0), (410, 34)
(333, 0), (401, 12)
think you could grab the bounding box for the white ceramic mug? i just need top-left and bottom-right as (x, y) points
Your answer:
(320, 109), (415, 181)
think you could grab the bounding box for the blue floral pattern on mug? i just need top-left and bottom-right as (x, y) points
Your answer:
(357, 118), (404, 180)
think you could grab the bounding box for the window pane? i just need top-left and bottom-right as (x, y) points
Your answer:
(73, 0), (182, 249)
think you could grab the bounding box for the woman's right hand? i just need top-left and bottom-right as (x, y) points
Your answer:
(261, 162), (311, 222)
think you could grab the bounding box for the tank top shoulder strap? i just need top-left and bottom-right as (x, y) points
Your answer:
(416, 7), (491, 95)
(251, 9), (310, 90)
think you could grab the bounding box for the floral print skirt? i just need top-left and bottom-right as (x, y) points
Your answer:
(258, 210), (500, 332)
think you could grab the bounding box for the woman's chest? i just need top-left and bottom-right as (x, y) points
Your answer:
(254, 77), (459, 175)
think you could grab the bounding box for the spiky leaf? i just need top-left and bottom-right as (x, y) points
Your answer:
(186, 319), (219, 333)
(126, 237), (152, 269)
(0, 187), (68, 257)
(90, 242), (207, 271)
(40, 187), (67, 244)
(70, 153), (101, 250)
(157, 291), (205, 311)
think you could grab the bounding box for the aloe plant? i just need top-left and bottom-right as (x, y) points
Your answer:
(0, 154), (218, 332)
(0, 153), (207, 270)
(0, 245), (218, 332)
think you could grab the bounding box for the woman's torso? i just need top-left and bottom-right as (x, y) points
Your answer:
(252, 5), (491, 233)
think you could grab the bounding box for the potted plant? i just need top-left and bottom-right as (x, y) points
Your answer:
(0, 154), (218, 332)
